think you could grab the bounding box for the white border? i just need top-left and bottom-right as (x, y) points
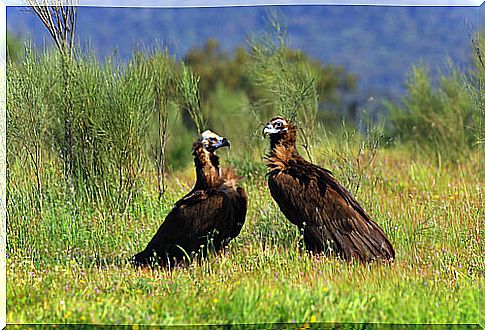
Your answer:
(3, 0), (485, 7)
(0, 1), (5, 329)
(2, 1), (483, 329)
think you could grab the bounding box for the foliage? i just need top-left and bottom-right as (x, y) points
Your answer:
(185, 38), (355, 108)
(185, 38), (356, 135)
(26, 1), (78, 187)
(9, 5), (479, 97)
(386, 64), (480, 162)
(7, 47), (203, 214)
(184, 39), (251, 101)
(463, 31), (485, 149)
(245, 13), (320, 161)
(316, 118), (388, 196)
(6, 32), (24, 62)
(173, 64), (205, 134)
(181, 13), (357, 162)
(6, 47), (57, 219)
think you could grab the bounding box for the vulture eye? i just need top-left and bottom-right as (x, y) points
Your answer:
(209, 137), (217, 143)
(274, 121), (282, 128)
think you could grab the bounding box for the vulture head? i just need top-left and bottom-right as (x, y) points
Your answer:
(200, 130), (230, 153)
(263, 116), (297, 149)
(262, 116), (291, 137)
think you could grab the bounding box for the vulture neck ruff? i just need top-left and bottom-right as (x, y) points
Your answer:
(192, 141), (221, 189)
(266, 125), (302, 171)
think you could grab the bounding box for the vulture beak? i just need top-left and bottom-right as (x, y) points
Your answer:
(215, 137), (230, 149)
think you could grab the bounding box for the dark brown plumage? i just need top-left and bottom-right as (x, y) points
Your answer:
(132, 130), (247, 268)
(263, 117), (395, 262)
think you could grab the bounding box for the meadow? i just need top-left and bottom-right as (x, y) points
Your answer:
(6, 12), (484, 326)
(7, 140), (483, 325)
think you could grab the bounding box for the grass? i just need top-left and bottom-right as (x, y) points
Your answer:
(6, 145), (482, 325)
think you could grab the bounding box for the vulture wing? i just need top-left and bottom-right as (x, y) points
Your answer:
(268, 163), (395, 262)
(230, 187), (248, 239)
(133, 187), (246, 266)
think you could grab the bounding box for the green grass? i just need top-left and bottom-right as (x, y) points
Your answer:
(6, 148), (482, 325)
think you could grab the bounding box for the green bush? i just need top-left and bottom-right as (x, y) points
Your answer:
(386, 64), (479, 162)
(7, 47), (59, 219)
(7, 46), (204, 214)
(246, 13), (320, 161)
(184, 17), (356, 141)
(202, 82), (255, 151)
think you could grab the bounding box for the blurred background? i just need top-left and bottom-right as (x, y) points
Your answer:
(7, 5), (483, 118)
(6, 4), (484, 202)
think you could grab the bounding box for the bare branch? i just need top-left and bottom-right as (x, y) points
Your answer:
(27, 0), (78, 58)
(471, 37), (485, 70)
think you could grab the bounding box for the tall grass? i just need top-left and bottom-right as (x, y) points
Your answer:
(6, 146), (481, 324)
(316, 118), (387, 196)
(7, 47), (204, 216)
(7, 47), (56, 220)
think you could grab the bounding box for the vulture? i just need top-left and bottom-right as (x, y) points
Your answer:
(132, 130), (247, 268)
(262, 116), (395, 262)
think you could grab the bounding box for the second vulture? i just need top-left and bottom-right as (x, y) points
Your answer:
(132, 130), (247, 268)
(263, 116), (395, 262)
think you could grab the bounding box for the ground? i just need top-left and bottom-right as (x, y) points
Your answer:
(6, 148), (482, 325)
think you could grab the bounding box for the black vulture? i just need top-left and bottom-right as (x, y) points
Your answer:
(132, 130), (247, 268)
(262, 117), (395, 262)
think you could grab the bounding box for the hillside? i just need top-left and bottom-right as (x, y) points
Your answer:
(7, 5), (483, 97)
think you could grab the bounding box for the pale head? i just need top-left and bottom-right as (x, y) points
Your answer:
(200, 130), (230, 152)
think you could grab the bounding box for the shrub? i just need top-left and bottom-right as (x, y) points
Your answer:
(7, 46), (204, 214)
(246, 12), (320, 161)
(386, 64), (479, 162)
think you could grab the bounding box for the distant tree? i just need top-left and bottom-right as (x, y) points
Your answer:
(184, 38), (356, 123)
(184, 39), (251, 99)
(277, 46), (356, 107)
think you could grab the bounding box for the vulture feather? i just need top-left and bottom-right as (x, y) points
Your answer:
(132, 130), (247, 268)
(263, 117), (395, 262)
